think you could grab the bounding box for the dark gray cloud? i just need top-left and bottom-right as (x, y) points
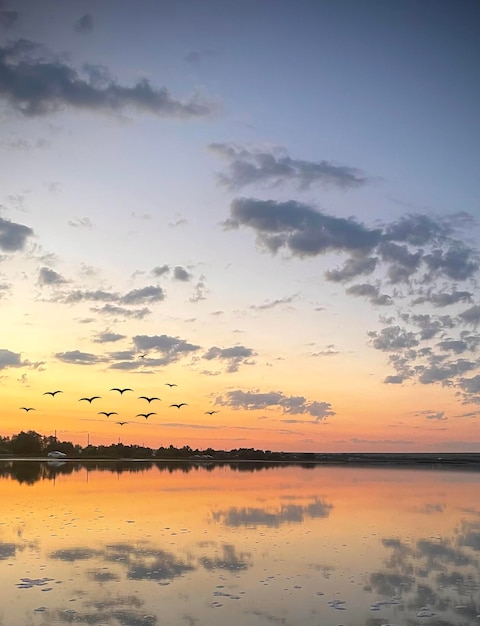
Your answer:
(346, 283), (393, 306)
(224, 199), (478, 290)
(93, 331), (126, 344)
(225, 198), (381, 257)
(436, 339), (469, 354)
(0, 39), (214, 118)
(424, 243), (478, 281)
(412, 290), (473, 307)
(132, 334), (200, 366)
(173, 266), (191, 281)
(325, 256), (377, 282)
(216, 389), (335, 420)
(38, 266), (67, 286)
(55, 350), (105, 365)
(74, 14), (94, 34)
(368, 326), (419, 351)
(0, 216), (33, 251)
(210, 143), (367, 190)
(0, 348), (25, 369)
(203, 345), (256, 372)
(458, 305), (480, 326)
(378, 241), (422, 283)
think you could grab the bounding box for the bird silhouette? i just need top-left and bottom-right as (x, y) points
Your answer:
(170, 403), (188, 409)
(116, 421), (128, 426)
(138, 396), (161, 403)
(136, 412), (156, 419)
(43, 390), (63, 396)
(139, 354), (147, 359)
(98, 411), (118, 418)
(165, 383), (177, 387)
(111, 388), (133, 394)
(20, 407), (35, 412)
(204, 410), (219, 415)
(79, 396), (101, 403)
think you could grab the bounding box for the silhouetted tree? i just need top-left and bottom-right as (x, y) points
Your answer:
(10, 431), (43, 455)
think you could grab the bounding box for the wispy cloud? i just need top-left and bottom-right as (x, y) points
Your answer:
(210, 143), (367, 190)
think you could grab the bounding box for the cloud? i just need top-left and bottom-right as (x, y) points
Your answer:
(224, 199), (478, 285)
(412, 290), (473, 307)
(120, 285), (165, 304)
(74, 14), (94, 34)
(0, 216), (34, 251)
(203, 345), (256, 372)
(368, 326), (419, 351)
(458, 305), (480, 326)
(210, 143), (367, 190)
(224, 198), (381, 256)
(325, 256), (377, 282)
(216, 389), (335, 420)
(55, 350), (105, 364)
(93, 331), (127, 344)
(68, 217), (93, 229)
(189, 278), (207, 302)
(151, 264), (169, 277)
(132, 334), (200, 366)
(0, 39), (215, 118)
(63, 289), (118, 303)
(38, 266), (67, 285)
(0, 348), (25, 369)
(93, 304), (151, 319)
(346, 283), (393, 306)
(173, 266), (191, 281)
(250, 295), (296, 310)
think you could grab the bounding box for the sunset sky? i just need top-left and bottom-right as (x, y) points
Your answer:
(1, 0), (480, 452)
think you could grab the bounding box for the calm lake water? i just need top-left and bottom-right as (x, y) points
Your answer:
(1, 461), (480, 626)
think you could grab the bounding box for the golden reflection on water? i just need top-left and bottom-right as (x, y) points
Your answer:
(0, 462), (480, 626)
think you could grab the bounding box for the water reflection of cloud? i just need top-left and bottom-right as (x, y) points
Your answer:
(50, 547), (102, 561)
(457, 520), (480, 551)
(419, 502), (446, 514)
(50, 608), (156, 625)
(0, 541), (17, 559)
(197, 543), (250, 571)
(87, 568), (120, 582)
(416, 539), (474, 568)
(212, 497), (332, 527)
(368, 527), (480, 625)
(103, 543), (194, 580)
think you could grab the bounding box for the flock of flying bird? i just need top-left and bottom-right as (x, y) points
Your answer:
(19, 384), (220, 426)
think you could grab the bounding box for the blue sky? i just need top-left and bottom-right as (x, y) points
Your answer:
(1, 0), (480, 451)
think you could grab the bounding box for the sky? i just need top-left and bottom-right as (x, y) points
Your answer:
(1, 0), (480, 453)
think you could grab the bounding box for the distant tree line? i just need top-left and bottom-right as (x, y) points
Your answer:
(0, 430), (317, 462)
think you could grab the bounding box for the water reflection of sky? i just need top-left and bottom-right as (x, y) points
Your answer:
(0, 462), (479, 626)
